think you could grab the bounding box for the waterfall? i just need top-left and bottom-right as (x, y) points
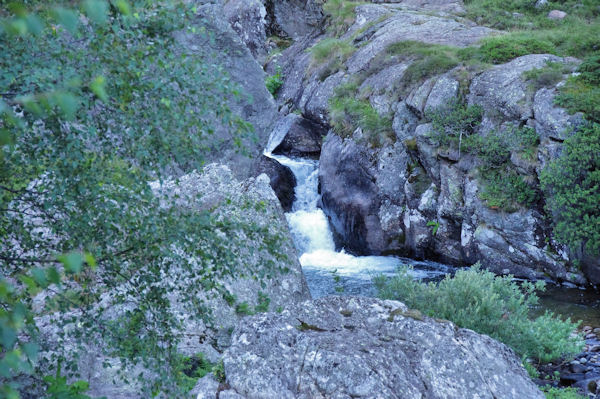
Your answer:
(264, 148), (452, 297)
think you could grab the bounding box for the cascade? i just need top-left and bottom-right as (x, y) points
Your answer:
(264, 150), (451, 297)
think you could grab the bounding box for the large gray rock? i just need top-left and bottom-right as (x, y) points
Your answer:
(207, 296), (545, 399)
(268, 0), (324, 39)
(223, 0), (268, 61)
(35, 165), (310, 399)
(272, 114), (328, 157)
(177, 4), (278, 179)
(257, 155), (297, 211)
(347, 6), (493, 73)
(319, 134), (386, 254)
(468, 54), (565, 124)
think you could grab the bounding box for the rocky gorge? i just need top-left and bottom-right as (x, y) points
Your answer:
(7, 0), (600, 398)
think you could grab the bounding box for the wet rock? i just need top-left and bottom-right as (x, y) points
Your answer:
(272, 114), (327, 157)
(219, 296), (544, 399)
(257, 155), (297, 211)
(319, 134), (386, 254)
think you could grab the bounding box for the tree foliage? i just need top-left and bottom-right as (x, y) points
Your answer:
(0, 0), (256, 397)
(540, 122), (600, 256)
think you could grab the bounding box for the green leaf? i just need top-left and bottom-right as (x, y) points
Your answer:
(82, 0), (109, 25)
(46, 267), (61, 285)
(53, 92), (79, 120)
(7, 3), (27, 17)
(24, 14), (43, 35)
(112, 0), (132, 16)
(53, 8), (79, 33)
(84, 253), (97, 270)
(31, 268), (47, 287)
(57, 252), (84, 274)
(89, 76), (108, 102)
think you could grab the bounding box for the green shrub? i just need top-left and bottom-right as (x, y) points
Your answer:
(478, 167), (538, 211)
(310, 37), (355, 64)
(542, 386), (587, 399)
(475, 36), (555, 64)
(309, 37), (355, 79)
(555, 54), (600, 123)
(464, 125), (540, 165)
(540, 122), (600, 255)
(577, 54), (600, 85)
(374, 265), (583, 363)
(523, 61), (573, 91)
(266, 67), (284, 96)
(329, 82), (394, 146)
(428, 102), (539, 211)
(428, 100), (483, 148)
(402, 54), (459, 86)
(383, 41), (461, 90)
(323, 0), (364, 36)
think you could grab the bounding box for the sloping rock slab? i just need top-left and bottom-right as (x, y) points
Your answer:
(215, 296), (543, 399)
(347, 7), (493, 73)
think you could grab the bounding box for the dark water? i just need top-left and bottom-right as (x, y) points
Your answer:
(536, 285), (600, 328)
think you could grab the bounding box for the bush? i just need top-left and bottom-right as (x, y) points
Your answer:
(523, 61), (574, 91)
(384, 41), (461, 90)
(475, 36), (555, 64)
(374, 265), (583, 363)
(540, 122), (600, 255)
(542, 386), (587, 399)
(329, 82), (394, 146)
(310, 37), (354, 64)
(428, 100), (483, 148)
(309, 37), (355, 79)
(555, 54), (600, 123)
(323, 0), (363, 36)
(266, 67), (284, 96)
(402, 55), (459, 86)
(478, 167), (538, 211)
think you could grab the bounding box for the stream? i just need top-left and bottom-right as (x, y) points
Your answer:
(264, 142), (599, 329)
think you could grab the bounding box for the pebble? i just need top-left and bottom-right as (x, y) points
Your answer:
(591, 346), (600, 353)
(587, 333), (597, 339)
(580, 358), (588, 364)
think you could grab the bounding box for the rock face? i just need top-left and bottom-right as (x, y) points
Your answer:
(272, 114), (328, 158)
(176, 3), (278, 179)
(264, 0), (593, 283)
(36, 164), (310, 399)
(257, 155), (297, 211)
(197, 296), (544, 399)
(223, 0), (268, 61)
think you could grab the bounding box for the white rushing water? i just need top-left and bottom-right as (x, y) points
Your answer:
(264, 150), (452, 297)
